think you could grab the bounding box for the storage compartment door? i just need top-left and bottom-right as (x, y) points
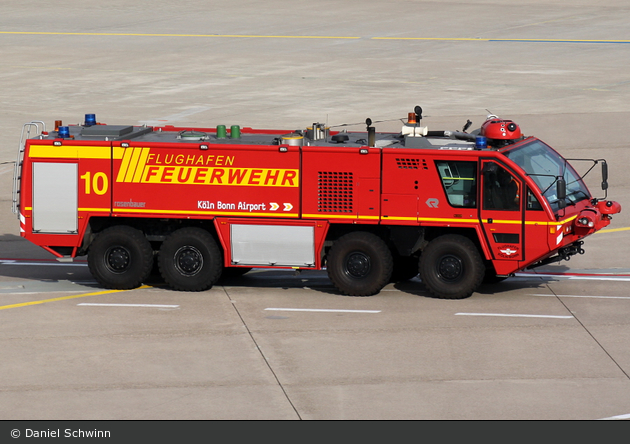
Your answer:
(32, 162), (78, 233)
(231, 224), (315, 267)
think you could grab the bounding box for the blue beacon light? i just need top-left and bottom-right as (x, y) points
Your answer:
(84, 113), (96, 126)
(57, 126), (70, 139)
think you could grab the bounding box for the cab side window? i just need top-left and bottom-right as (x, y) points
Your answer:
(435, 161), (477, 208)
(483, 162), (520, 211)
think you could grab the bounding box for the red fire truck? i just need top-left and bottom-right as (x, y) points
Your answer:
(12, 107), (621, 299)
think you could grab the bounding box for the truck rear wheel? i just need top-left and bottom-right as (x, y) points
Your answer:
(88, 225), (154, 290)
(158, 227), (223, 291)
(419, 234), (485, 299)
(327, 232), (393, 296)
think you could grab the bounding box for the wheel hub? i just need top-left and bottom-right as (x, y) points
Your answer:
(174, 246), (203, 276)
(345, 252), (371, 279)
(105, 246), (131, 273)
(438, 254), (463, 281)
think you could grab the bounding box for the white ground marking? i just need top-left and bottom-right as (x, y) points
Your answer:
(530, 294), (630, 300)
(455, 313), (573, 319)
(265, 308), (380, 313)
(78, 303), (179, 308)
(0, 260), (87, 267)
(599, 413), (630, 420)
(515, 272), (630, 282)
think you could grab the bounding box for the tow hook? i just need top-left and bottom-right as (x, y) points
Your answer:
(527, 240), (585, 269)
(558, 241), (585, 261)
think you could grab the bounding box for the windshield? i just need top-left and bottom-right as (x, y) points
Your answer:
(503, 139), (590, 212)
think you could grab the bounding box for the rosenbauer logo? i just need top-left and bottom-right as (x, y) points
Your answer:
(115, 147), (298, 187)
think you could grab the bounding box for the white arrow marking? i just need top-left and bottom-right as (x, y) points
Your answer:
(283, 203), (293, 211)
(270, 202), (279, 211)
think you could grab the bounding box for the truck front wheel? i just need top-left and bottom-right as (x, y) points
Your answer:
(158, 227), (223, 291)
(419, 234), (485, 299)
(88, 225), (154, 290)
(327, 232), (393, 296)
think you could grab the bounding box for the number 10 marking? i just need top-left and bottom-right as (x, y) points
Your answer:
(80, 171), (109, 195)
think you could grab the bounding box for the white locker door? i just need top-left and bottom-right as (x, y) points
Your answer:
(32, 162), (78, 233)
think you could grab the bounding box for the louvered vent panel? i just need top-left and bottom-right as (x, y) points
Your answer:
(317, 172), (354, 213)
(396, 158), (428, 170)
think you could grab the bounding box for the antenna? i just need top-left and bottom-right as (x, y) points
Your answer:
(485, 109), (499, 120)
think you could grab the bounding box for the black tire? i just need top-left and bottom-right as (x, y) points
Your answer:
(390, 255), (419, 282)
(158, 227), (223, 291)
(327, 232), (393, 296)
(88, 225), (154, 290)
(419, 234), (485, 299)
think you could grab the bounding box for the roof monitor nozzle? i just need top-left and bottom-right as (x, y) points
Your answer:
(365, 118), (372, 130)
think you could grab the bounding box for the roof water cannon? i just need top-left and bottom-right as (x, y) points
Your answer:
(480, 115), (523, 148)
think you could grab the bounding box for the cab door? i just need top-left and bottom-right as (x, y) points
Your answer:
(479, 160), (524, 262)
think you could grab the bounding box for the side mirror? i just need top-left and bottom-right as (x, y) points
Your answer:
(556, 177), (567, 209)
(601, 161), (608, 191)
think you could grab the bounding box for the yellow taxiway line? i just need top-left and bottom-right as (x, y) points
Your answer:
(2, 31), (629, 44)
(0, 286), (151, 311)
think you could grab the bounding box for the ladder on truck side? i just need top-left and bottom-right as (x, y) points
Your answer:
(12, 121), (46, 216)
